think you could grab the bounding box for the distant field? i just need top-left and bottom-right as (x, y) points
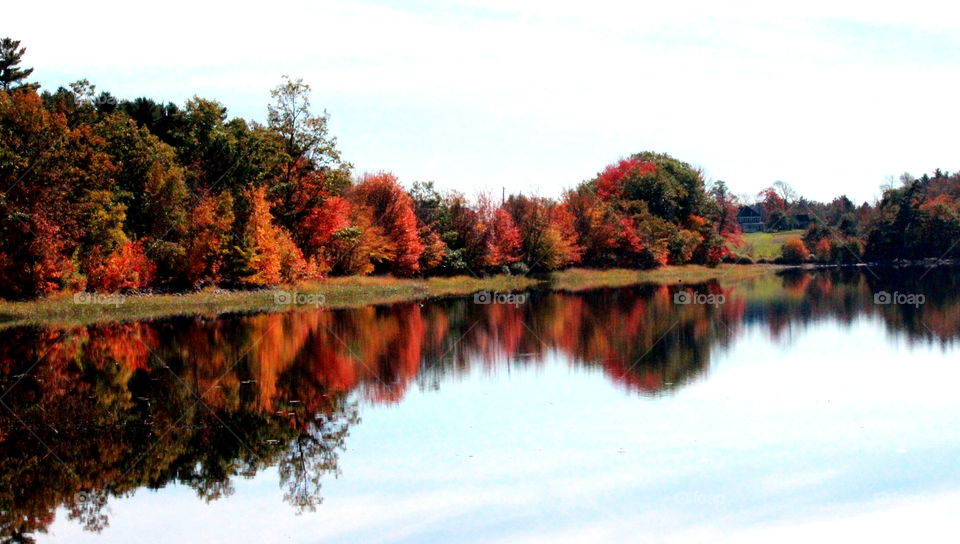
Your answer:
(549, 264), (778, 292)
(732, 229), (806, 261)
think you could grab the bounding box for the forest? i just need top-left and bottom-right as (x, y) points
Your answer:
(0, 38), (742, 300)
(1, 37), (958, 300)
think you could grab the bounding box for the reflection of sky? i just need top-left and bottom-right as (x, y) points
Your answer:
(45, 316), (960, 543)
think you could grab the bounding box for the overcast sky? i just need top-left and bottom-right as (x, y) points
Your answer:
(10, 0), (960, 203)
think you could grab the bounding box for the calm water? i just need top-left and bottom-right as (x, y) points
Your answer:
(2, 268), (960, 543)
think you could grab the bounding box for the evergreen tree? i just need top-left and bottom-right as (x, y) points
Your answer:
(0, 38), (35, 91)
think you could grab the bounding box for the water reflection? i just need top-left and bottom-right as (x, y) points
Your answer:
(1, 267), (958, 541)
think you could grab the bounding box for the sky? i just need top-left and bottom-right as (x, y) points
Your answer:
(9, 0), (960, 203)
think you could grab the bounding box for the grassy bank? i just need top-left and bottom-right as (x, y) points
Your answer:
(733, 229), (806, 261)
(549, 264), (781, 291)
(0, 274), (539, 328)
(0, 264), (781, 328)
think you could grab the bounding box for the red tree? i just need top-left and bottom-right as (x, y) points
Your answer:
(243, 185), (312, 285)
(186, 192), (234, 288)
(549, 203), (583, 266)
(595, 158), (656, 200)
(484, 208), (522, 267)
(85, 240), (155, 292)
(758, 187), (787, 215)
(350, 173), (424, 276)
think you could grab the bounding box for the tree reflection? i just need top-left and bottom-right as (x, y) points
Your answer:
(1, 266), (959, 540)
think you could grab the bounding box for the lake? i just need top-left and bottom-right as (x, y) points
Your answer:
(2, 267), (959, 543)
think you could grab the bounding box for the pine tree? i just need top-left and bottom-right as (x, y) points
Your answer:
(0, 38), (35, 91)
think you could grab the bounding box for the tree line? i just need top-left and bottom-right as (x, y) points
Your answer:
(735, 173), (960, 265)
(2, 38), (955, 299)
(0, 39), (738, 299)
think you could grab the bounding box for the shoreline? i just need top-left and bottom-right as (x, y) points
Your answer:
(0, 264), (784, 328)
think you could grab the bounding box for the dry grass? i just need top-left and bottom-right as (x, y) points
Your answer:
(0, 265), (778, 328)
(0, 274), (539, 329)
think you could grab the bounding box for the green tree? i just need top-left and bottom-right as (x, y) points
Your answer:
(93, 113), (189, 284)
(117, 97), (183, 145)
(0, 38), (35, 91)
(409, 181), (443, 226)
(268, 76), (345, 178)
(619, 151), (709, 222)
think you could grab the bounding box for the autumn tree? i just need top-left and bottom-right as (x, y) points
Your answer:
(562, 188), (622, 267)
(350, 173), (424, 276)
(93, 113), (189, 284)
(185, 191), (235, 287)
(0, 90), (117, 296)
(917, 196), (960, 257)
(241, 185), (311, 285)
(758, 186), (788, 229)
(814, 238), (833, 262)
(297, 194), (351, 274)
(548, 203), (584, 267)
(503, 195), (581, 271)
(407, 182), (447, 273)
(324, 204), (395, 276)
(612, 152), (708, 222)
(708, 180), (740, 238)
(417, 226), (447, 273)
(484, 207), (522, 268)
(428, 192), (486, 274)
(278, 160), (354, 271)
(85, 240), (155, 292)
(566, 153), (722, 269)
(780, 237), (810, 264)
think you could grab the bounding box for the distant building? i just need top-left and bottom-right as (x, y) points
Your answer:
(737, 205), (764, 233)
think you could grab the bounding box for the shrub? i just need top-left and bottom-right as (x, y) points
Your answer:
(779, 237), (810, 264)
(814, 238), (832, 262)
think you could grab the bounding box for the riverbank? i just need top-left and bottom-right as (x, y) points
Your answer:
(549, 264), (781, 291)
(0, 264), (782, 328)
